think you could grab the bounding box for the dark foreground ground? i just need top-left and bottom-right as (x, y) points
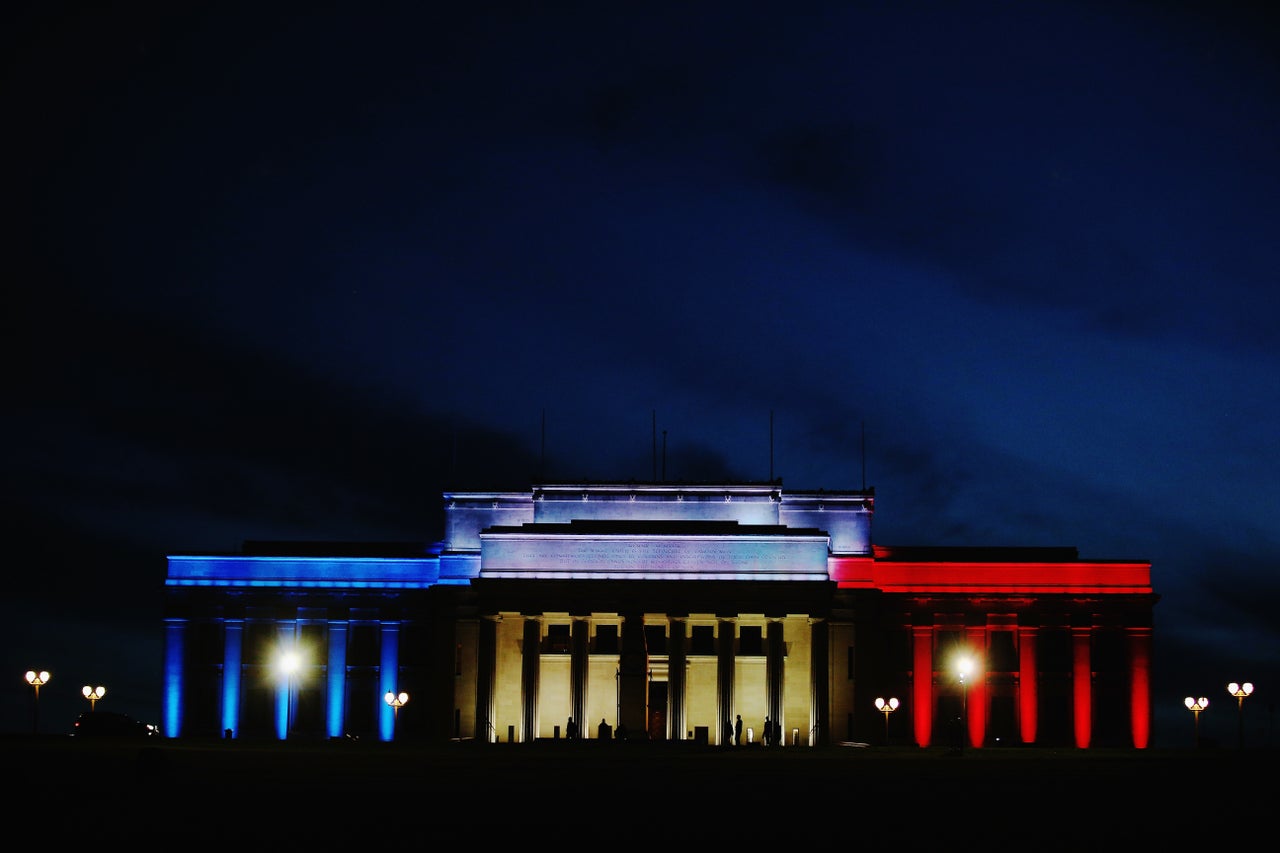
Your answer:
(3, 736), (1271, 848)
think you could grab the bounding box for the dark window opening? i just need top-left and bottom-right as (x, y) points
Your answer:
(739, 625), (764, 656)
(594, 625), (619, 655)
(690, 626), (715, 655)
(644, 625), (667, 655)
(546, 624), (571, 654)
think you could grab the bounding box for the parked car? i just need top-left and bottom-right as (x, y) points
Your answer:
(71, 711), (159, 738)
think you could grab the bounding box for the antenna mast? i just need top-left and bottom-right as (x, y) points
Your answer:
(662, 430), (667, 481)
(861, 421), (866, 491)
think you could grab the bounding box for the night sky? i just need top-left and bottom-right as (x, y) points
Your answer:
(6, 2), (1277, 746)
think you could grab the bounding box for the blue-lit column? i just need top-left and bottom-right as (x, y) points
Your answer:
(221, 619), (243, 739)
(162, 618), (186, 739)
(275, 621), (296, 740)
(716, 618), (736, 746)
(378, 621), (401, 742)
(326, 619), (348, 739)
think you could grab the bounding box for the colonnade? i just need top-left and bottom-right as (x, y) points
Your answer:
(162, 610), (1152, 749)
(910, 622), (1152, 749)
(474, 613), (817, 745)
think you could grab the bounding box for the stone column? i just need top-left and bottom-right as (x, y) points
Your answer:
(221, 618), (243, 740)
(1017, 625), (1038, 744)
(912, 624), (934, 747)
(162, 618), (186, 739)
(476, 615), (498, 742)
(717, 618), (735, 746)
(668, 617), (687, 739)
(379, 620), (402, 742)
(1072, 625), (1092, 749)
(275, 620), (294, 741)
(809, 617), (828, 746)
(767, 618), (785, 745)
(521, 616), (541, 742)
(1127, 626), (1152, 749)
(618, 612), (649, 738)
(571, 617), (589, 735)
(324, 618), (347, 740)
(966, 624), (987, 749)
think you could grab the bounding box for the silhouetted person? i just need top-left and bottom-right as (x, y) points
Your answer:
(734, 714), (743, 745)
(724, 719), (734, 747)
(763, 716), (772, 746)
(598, 717), (611, 740)
(566, 716), (578, 740)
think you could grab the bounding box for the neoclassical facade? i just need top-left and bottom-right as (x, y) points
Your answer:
(163, 481), (1157, 748)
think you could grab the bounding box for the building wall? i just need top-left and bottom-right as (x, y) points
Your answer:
(163, 483), (1153, 748)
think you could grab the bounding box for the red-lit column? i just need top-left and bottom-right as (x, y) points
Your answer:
(1071, 626), (1092, 749)
(1017, 625), (1038, 744)
(912, 625), (933, 747)
(1127, 627), (1152, 749)
(966, 625), (987, 749)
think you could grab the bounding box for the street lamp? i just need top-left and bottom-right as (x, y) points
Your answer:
(1184, 696), (1209, 748)
(874, 697), (898, 746)
(82, 685), (106, 711)
(24, 670), (50, 734)
(385, 691), (409, 739)
(1227, 682), (1253, 749)
(277, 649), (303, 739)
(956, 655), (974, 755)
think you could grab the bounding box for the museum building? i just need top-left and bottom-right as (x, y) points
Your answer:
(162, 480), (1157, 749)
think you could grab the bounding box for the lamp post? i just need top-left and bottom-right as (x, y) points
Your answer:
(1227, 682), (1253, 749)
(24, 670), (50, 734)
(874, 697), (898, 746)
(1184, 696), (1209, 748)
(956, 655), (973, 755)
(385, 691), (409, 739)
(82, 685), (106, 711)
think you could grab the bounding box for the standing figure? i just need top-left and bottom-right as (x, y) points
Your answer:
(763, 716), (772, 746)
(734, 714), (743, 746)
